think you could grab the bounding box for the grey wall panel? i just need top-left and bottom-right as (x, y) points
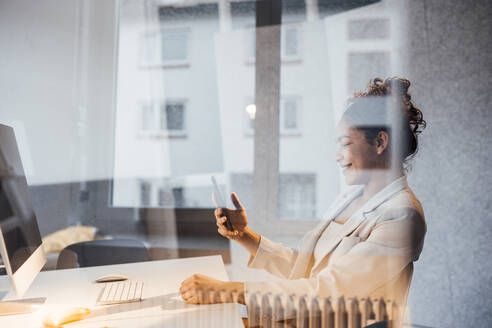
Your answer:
(406, 0), (492, 326)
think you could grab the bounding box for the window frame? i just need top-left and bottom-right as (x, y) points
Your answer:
(159, 26), (191, 67)
(138, 100), (157, 135)
(139, 179), (153, 207)
(243, 24), (302, 65)
(243, 96), (302, 137)
(159, 98), (188, 137)
(279, 95), (302, 135)
(280, 23), (302, 62)
(137, 98), (188, 138)
(138, 27), (191, 69)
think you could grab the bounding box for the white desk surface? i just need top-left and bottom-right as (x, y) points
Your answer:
(0, 255), (243, 327)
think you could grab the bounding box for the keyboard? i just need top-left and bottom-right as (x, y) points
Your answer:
(96, 281), (144, 306)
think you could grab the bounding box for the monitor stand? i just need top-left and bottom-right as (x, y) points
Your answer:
(0, 296), (46, 316)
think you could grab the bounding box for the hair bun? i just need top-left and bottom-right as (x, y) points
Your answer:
(383, 77), (411, 100)
(348, 76), (427, 166)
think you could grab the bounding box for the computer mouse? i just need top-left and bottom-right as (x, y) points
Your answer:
(42, 307), (91, 327)
(95, 273), (129, 283)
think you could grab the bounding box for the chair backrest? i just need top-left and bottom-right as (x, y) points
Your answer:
(56, 239), (149, 269)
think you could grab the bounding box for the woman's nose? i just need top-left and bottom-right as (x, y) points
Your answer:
(334, 149), (342, 162)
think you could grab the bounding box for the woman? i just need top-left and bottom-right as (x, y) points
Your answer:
(179, 77), (427, 322)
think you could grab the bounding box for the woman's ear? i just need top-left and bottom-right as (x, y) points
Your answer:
(375, 131), (389, 155)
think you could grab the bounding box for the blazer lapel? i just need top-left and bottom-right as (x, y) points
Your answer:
(309, 176), (408, 275)
(309, 213), (365, 274)
(288, 185), (363, 279)
(359, 176), (407, 215)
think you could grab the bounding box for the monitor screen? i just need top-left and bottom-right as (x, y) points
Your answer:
(0, 125), (42, 274)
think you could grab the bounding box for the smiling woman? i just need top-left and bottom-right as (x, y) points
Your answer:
(335, 77), (426, 189)
(180, 77), (427, 327)
(341, 77), (426, 168)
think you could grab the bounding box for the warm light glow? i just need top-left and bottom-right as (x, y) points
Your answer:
(245, 104), (256, 119)
(41, 306), (91, 327)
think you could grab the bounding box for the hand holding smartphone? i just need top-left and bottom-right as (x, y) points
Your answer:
(211, 176), (234, 231)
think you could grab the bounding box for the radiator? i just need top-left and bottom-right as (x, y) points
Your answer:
(246, 292), (401, 328)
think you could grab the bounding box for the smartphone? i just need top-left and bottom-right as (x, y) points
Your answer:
(211, 176), (234, 231)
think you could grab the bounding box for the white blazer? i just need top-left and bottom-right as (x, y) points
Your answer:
(245, 176), (426, 312)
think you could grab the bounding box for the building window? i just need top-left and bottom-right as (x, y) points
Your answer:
(138, 28), (190, 68)
(138, 100), (187, 137)
(243, 97), (255, 134)
(139, 31), (160, 67)
(139, 180), (152, 206)
(280, 97), (300, 134)
(158, 187), (185, 207)
(281, 25), (300, 61)
(161, 28), (190, 66)
(244, 96), (301, 136)
(161, 100), (186, 132)
(278, 174), (316, 220)
(140, 103), (155, 132)
(245, 25), (301, 63)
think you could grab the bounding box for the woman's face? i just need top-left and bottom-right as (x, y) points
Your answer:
(335, 119), (383, 185)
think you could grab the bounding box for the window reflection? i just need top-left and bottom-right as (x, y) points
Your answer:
(113, 0), (403, 224)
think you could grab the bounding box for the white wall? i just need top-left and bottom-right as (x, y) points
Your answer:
(0, 0), (118, 186)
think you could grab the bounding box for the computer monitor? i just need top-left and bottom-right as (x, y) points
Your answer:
(0, 123), (46, 300)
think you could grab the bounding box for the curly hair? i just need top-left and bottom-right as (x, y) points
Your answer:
(343, 77), (426, 166)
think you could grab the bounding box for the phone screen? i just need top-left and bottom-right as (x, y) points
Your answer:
(211, 176), (234, 231)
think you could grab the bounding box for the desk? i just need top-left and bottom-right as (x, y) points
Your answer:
(0, 255), (243, 327)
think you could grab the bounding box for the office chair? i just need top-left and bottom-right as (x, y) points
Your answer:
(56, 239), (149, 269)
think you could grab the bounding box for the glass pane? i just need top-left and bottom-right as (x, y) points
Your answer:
(283, 26), (298, 57)
(283, 99), (297, 130)
(161, 102), (185, 131)
(167, 103), (184, 131)
(139, 181), (151, 206)
(277, 173), (316, 220)
(161, 29), (189, 62)
(141, 104), (154, 131)
(4, 1), (490, 326)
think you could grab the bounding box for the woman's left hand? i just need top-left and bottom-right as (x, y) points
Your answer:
(179, 274), (244, 304)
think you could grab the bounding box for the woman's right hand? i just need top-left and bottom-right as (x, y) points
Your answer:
(214, 192), (249, 240)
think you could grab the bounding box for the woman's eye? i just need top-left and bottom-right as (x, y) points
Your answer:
(342, 143), (351, 147)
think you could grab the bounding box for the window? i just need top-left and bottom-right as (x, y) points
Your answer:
(138, 100), (187, 137)
(139, 180), (152, 206)
(244, 28), (255, 63)
(161, 100), (186, 132)
(138, 28), (190, 68)
(243, 97), (255, 134)
(140, 103), (155, 132)
(281, 25), (300, 61)
(278, 174), (316, 220)
(161, 28), (190, 66)
(158, 187), (185, 207)
(245, 25), (301, 63)
(139, 31), (161, 67)
(244, 96), (301, 136)
(280, 97), (300, 134)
